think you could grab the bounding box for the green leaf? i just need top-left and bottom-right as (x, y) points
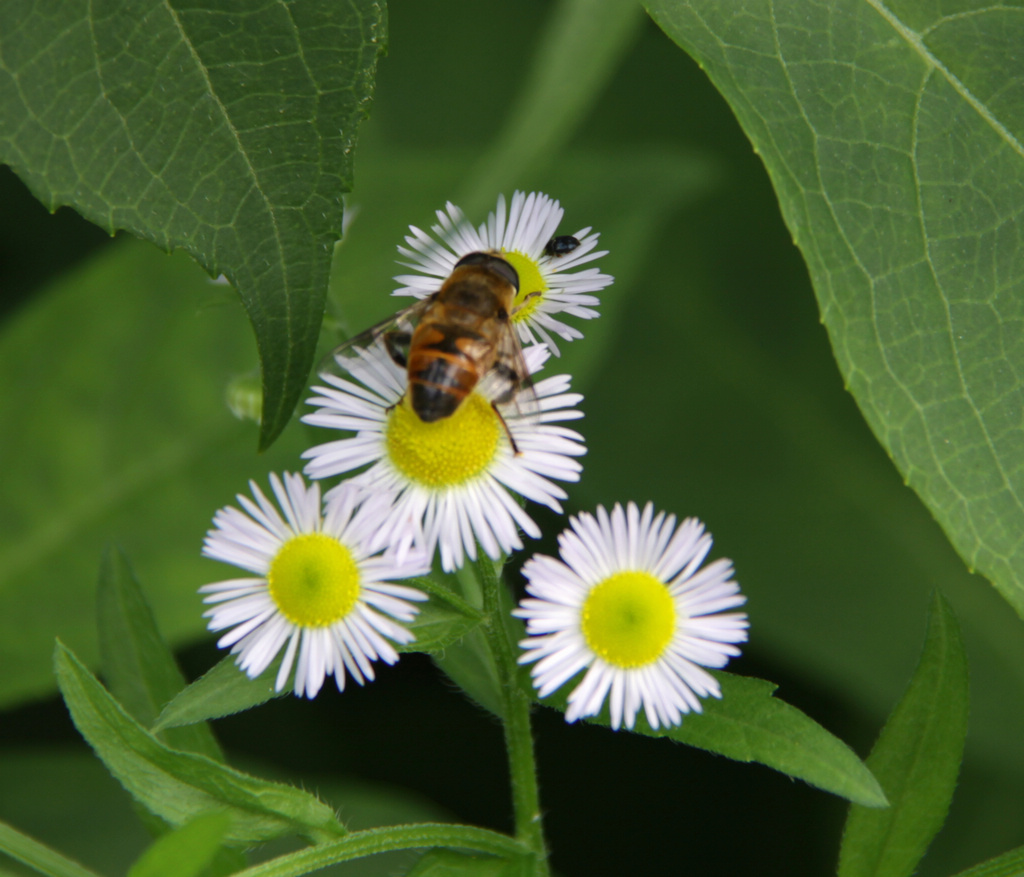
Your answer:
(432, 628), (505, 720)
(0, 238), (310, 709)
(406, 849), (522, 877)
(949, 844), (1024, 877)
(54, 641), (345, 845)
(127, 812), (229, 877)
(0, 0), (385, 448)
(402, 576), (484, 655)
(645, 1), (1024, 616)
(658, 674), (887, 807)
(154, 571), (487, 731)
(838, 593), (969, 877)
(0, 821), (100, 877)
(228, 825), (526, 877)
(97, 547), (222, 760)
(539, 671), (887, 807)
(254, 775), (451, 877)
(155, 654), (287, 732)
(425, 564), (505, 719)
(405, 601), (482, 654)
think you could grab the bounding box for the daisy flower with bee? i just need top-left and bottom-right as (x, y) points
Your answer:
(302, 192), (610, 571)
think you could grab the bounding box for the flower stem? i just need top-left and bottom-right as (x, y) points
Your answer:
(477, 555), (549, 876)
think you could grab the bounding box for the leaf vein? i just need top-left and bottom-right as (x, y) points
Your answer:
(867, 0), (1024, 160)
(161, 0), (290, 328)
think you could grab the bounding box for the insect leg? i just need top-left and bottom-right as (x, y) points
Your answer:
(510, 292), (542, 318)
(491, 401), (521, 455)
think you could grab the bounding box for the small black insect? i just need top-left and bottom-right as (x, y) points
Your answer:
(543, 235), (582, 258)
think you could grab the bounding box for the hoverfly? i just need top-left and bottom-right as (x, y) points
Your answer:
(321, 250), (539, 452)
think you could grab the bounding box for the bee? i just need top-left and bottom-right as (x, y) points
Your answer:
(322, 250), (539, 451)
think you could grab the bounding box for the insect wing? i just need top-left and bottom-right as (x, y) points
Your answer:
(316, 298), (430, 380)
(479, 319), (540, 421)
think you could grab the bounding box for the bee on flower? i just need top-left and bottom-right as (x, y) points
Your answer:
(303, 193), (605, 572)
(303, 342), (585, 572)
(393, 191), (613, 354)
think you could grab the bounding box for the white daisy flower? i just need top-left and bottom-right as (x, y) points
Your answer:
(515, 502), (749, 731)
(200, 473), (429, 699)
(302, 343), (586, 572)
(393, 191), (613, 354)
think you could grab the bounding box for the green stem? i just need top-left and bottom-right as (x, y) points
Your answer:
(477, 556), (549, 875)
(232, 824), (525, 877)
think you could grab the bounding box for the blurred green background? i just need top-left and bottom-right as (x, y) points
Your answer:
(2, 2), (1022, 875)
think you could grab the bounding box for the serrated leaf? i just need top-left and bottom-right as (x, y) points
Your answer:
(155, 654), (287, 732)
(539, 671), (887, 807)
(97, 547), (222, 760)
(838, 593), (969, 877)
(54, 641), (345, 845)
(645, 0), (1024, 616)
(949, 844), (1024, 877)
(0, 0), (385, 447)
(127, 812), (229, 877)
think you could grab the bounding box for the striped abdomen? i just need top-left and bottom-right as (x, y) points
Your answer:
(405, 261), (514, 422)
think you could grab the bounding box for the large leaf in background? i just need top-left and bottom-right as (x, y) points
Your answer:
(0, 0), (385, 448)
(0, 239), (309, 708)
(645, 1), (1024, 617)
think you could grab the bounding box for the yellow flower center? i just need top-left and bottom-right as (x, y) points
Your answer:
(581, 572), (677, 668)
(267, 533), (360, 627)
(386, 394), (501, 486)
(503, 251), (547, 322)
